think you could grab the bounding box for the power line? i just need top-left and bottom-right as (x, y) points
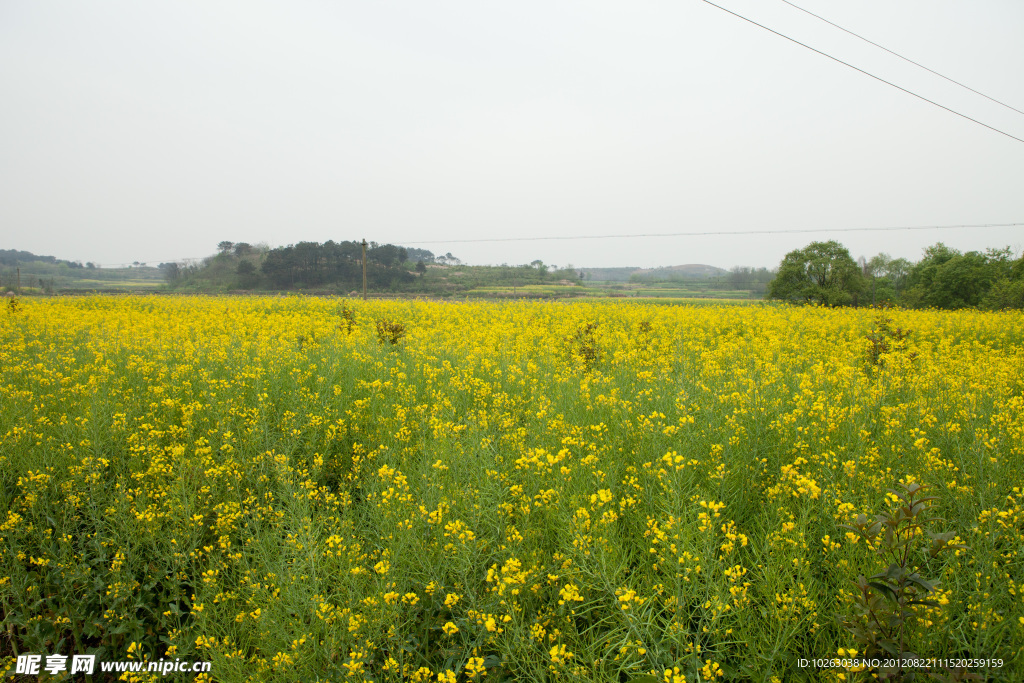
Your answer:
(699, 0), (1024, 144)
(93, 256), (209, 268)
(400, 222), (1024, 245)
(88, 222), (1022, 265)
(778, 0), (1024, 118)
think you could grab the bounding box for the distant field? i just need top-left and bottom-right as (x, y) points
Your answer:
(466, 284), (603, 298)
(1, 263), (165, 293)
(635, 289), (754, 299)
(629, 296), (761, 306)
(464, 284), (758, 301)
(62, 278), (165, 288)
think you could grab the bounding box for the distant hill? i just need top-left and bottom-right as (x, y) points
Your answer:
(581, 267), (639, 282)
(0, 248), (83, 268)
(582, 264), (728, 282)
(1, 248), (165, 293)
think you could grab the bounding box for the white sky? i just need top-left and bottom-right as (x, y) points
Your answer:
(1, 0), (1022, 269)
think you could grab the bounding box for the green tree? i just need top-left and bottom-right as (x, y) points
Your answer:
(235, 260), (259, 289)
(887, 257), (911, 297)
(158, 262), (180, 283)
(902, 243), (958, 307)
(863, 253), (912, 304)
(981, 251), (1024, 310)
(766, 240), (866, 306)
(904, 244), (1011, 309)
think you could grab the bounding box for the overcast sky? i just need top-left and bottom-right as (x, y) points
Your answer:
(2, 0), (1022, 269)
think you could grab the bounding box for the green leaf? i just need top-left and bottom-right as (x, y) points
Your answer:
(867, 594), (888, 611)
(846, 626), (868, 640)
(907, 599), (939, 607)
(906, 572), (936, 588)
(868, 581), (898, 604)
(888, 488), (909, 503)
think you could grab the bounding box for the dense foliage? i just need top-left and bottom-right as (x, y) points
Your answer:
(766, 241), (867, 306)
(164, 241), (414, 293)
(162, 243), (584, 297)
(768, 241), (1024, 310)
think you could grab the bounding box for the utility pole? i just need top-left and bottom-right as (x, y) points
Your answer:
(361, 239), (368, 301)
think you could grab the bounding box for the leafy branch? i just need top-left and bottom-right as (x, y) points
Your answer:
(838, 481), (973, 682)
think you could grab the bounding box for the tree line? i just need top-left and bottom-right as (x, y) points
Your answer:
(162, 240), (425, 292)
(0, 249), (101, 269)
(766, 240), (1024, 310)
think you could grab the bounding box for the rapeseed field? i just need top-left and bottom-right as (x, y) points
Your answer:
(2, 296), (1022, 682)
